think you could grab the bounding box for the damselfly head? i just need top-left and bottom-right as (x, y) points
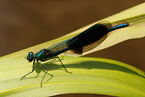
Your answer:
(26, 52), (34, 62)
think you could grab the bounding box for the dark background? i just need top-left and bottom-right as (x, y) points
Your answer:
(0, 0), (145, 97)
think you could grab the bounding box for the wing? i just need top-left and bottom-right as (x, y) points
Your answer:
(60, 21), (112, 56)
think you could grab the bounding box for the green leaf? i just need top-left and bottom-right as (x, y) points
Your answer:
(0, 2), (145, 97)
(0, 56), (145, 97)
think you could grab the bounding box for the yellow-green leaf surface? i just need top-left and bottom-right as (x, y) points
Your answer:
(0, 2), (145, 97)
(1, 55), (145, 97)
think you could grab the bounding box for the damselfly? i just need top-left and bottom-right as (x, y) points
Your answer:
(20, 21), (129, 87)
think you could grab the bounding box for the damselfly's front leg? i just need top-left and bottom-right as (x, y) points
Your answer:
(20, 59), (35, 81)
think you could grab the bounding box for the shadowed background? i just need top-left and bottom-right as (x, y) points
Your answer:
(0, 0), (145, 97)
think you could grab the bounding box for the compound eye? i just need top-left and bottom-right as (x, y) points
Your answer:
(26, 52), (34, 62)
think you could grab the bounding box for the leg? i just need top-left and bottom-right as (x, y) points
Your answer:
(60, 55), (64, 60)
(37, 61), (53, 88)
(48, 56), (63, 63)
(20, 60), (35, 81)
(56, 56), (72, 74)
(60, 52), (66, 60)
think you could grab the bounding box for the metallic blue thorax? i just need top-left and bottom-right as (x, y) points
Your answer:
(35, 49), (51, 61)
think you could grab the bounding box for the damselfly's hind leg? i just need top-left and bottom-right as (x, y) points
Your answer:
(56, 56), (72, 74)
(37, 61), (53, 88)
(20, 60), (35, 81)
